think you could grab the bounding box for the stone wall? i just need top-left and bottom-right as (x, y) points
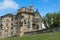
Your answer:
(24, 27), (60, 35)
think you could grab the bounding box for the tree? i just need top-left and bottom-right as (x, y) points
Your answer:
(43, 12), (60, 29)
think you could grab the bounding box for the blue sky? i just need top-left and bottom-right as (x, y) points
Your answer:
(0, 0), (60, 17)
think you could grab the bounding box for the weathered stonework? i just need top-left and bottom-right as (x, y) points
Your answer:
(0, 5), (42, 38)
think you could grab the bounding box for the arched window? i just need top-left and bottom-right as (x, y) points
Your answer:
(33, 24), (39, 30)
(26, 21), (30, 28)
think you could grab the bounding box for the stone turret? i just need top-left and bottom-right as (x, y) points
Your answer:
(30, 4), (34, 11)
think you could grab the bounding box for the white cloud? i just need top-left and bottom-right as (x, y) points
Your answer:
(0, 0), (19, 10)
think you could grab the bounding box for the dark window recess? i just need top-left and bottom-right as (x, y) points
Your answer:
(5, 30), (7, 32)
(15, 15), (23, 20)
(6, 24), (8, 26)
(11, 27), (13, 30)
(0, 26), (2, 29)
(16, 22), (18, 24)
(12, 16), (13, 20)
(37, 25), (39, 30)
(24, 20), (26, 24)
(11, 23), (13, 26)
(27, 21), (30, 28)
(33, 24), (39, 30)
(33, 24), (36, 29)
(1, 24), (3, 26)
(11, 31), (13, 36)
(19, 22), (23, 27)
(19, 21), (23, 27)
(21, 15), (24, 18)
(11, 18), (13, 21)
(7, 19), (9, 21)
(18, 15), (22, 19)
(15, 16), (18, 20)
(7, 19), (9, 22)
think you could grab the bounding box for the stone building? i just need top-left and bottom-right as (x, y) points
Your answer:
(16, 5), (42, 36)
(0, 17), (2, 38)
(1, 14), (17, 38)
(0, 4), (42, 38)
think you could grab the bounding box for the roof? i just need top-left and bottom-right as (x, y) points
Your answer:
(18, 7), (31, 11)
(35, 9), (42, 19)
(1, 14), (13, 18)
(17, 7), (34, 14)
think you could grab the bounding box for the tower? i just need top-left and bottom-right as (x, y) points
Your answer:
(30, 4), (34, 11)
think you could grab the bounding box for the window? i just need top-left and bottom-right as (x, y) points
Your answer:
(6, 24), (8, 26)
(16, 25), (18, 29)
(11, 27), (13, 30)
(11, 31), (13, 36)
(26, 14), (30, 19)
(34, 18), (39, 23)
(0, 26), (2, 29)
(1, 24), (3, 26)
(11, 18), (13, 21)
(11, 23), (13, 26)
(5, 30), (7, 32)
(7, 19), (10, 22)
(15, 16), (18, 20)
(33, 24), (36, 29)
(24, 20), (26, 24)
(7, 19), (9, 21)
(18, 15), (23, 19)
(33, 24), (39, 30)
(19, 21), (23, 26)
(26, 21), (30, 28)
(36, 25), (39, 30)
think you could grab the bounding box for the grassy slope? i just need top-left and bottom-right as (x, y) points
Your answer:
(0, 32), (60, 40)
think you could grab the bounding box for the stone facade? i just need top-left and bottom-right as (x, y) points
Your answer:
(0, 5), (42, 38)
(0, 14), (17, 38)
(0, 26), (1, 38)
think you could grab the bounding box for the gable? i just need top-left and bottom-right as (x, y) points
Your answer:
(35, 12), (42, 21)
(18, 7), (33, 13)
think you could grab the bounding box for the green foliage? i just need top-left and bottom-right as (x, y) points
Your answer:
(43, 12), (60, 28)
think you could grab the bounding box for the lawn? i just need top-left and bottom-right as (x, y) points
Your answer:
(0, 32), (60, 40)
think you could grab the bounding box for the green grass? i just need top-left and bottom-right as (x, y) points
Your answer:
(0, 32), (60, 40)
